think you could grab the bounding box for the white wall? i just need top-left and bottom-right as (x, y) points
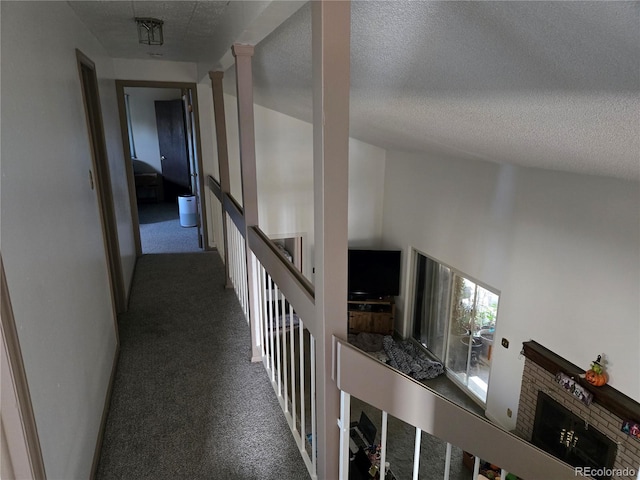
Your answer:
(381, 150), (640, 430)
(197, 82), (218, 185)
(113, 58), (198, 84)
(126, 87), (183, 172)
(196, 82), (220, 250)
(348, 141), (386, 247)
(220, 93), (386, 275)
(224, 93), (244, 208)
(0, 2), (131, 478)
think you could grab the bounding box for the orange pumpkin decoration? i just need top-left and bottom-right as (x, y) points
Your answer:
(585, 369), (607, 386)
(585, 354), (607, 387)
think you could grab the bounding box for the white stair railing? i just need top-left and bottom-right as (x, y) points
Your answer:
(225, 214), (249, 322)
(255, 259), (318, 479)
(208, 187), (225, 259)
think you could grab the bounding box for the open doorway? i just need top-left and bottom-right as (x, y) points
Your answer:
(115, 81), (209, 255)
(270, 235), (303, 274)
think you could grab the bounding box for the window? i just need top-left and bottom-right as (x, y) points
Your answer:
(411, 251), (499, 404)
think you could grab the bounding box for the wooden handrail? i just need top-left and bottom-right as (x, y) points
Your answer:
(207, 175), (222, 201)
(248, 226), (316, 336)
(206, 174), (245, 235)
(222, 194), (245, 236)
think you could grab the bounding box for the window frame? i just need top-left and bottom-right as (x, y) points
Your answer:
(407, 247), (500, 406)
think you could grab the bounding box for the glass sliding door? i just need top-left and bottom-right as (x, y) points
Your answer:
(411, 253), (451, 361)
(446, 275), (474, 378)
(411, 249), (499, 405)
(446, 275), (499, 402)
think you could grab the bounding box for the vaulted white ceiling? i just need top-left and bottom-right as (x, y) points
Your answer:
(70, 1), (639, 180)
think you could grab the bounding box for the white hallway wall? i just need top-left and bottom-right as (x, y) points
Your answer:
(0, 2), (135, 478)
(126, 87), (183, 173)
(220, 92), (386, 275)
(381, 150), (640, 430)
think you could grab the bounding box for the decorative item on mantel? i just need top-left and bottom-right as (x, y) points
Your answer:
(621, 420), (640, 441)
(580, 354), (608, 387)
(555, 372), (593, 406)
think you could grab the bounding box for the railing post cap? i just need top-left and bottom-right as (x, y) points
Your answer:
(232, 44), (255, 57)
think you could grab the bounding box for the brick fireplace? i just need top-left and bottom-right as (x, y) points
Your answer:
(516, 341), (640, 479)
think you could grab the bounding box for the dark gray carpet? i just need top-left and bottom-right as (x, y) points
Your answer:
(96, 253), (310, 480)
(138, 202), (201, 254)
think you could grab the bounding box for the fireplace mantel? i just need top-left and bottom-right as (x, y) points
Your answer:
(522, 340), (640, 423)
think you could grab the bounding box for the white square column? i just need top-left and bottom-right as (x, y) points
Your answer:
(312, 1), (351, 478)
(208, 70), (233, 289)
(232, 44), (261, 362)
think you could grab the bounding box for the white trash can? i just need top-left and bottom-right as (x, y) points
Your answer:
(178, 195), (197, 227)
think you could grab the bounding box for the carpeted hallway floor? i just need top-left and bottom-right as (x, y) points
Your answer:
(138, 202), (201, 254)
(95, 252), (310, 480)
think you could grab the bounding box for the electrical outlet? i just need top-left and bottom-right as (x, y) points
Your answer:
(507, 408), (512, 418)
(501, 337), (509, 348)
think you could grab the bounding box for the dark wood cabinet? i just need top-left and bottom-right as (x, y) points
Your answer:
(348, 298), (395, 335)
(134, 172), (163, 203)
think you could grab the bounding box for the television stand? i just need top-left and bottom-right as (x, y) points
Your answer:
(348, 297), (395, 335)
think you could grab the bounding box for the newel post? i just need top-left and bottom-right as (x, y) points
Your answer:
(232, 44), (262, 362)
(312, 1), (351, 478)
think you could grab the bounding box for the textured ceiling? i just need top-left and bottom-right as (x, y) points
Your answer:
(68, 1), (230, 63)
(67, 0), (304, 72)
(242, 1), (640, 181)
(69, 1), (639, 181)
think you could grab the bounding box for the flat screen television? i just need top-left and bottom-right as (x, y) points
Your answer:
(348, 249), (401, 298)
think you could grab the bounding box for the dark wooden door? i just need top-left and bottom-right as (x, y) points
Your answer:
(155, 99), (190, 199)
